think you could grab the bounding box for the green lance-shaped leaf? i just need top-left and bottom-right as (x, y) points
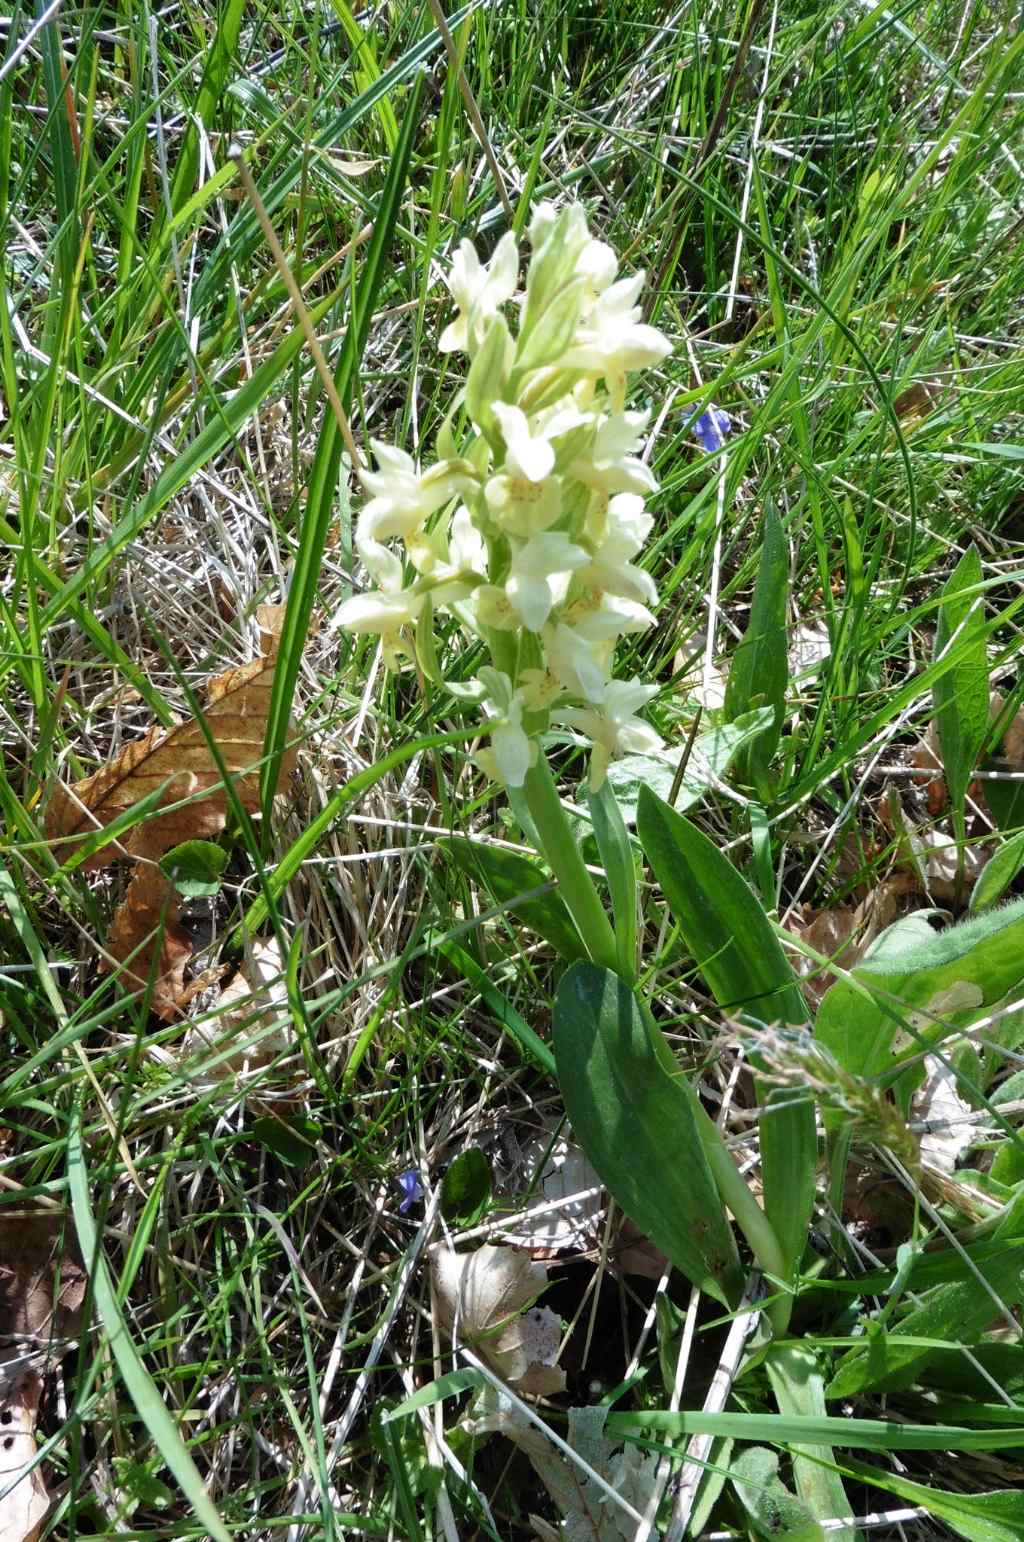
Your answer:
(728, 1445), (825, 1542)
(554, 963), (742, 1305)
(465, 314), (511, 436)
(438, 837), (585, 963)
(933, 544), (989, 846)
(767, 1344), (861, 1542)
(636, 786), (816, 1283)
(839, 1455), (1024, 1542)
(971, 828), (1024, 913)
(724, 502), (790, 798)
(440, 1148), (492, 1227)
(826, 1243), (1024, 1400)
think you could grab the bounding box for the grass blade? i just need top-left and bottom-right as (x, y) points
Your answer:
(67, 1103), (232, 1542)
(259, 75), (425, 829)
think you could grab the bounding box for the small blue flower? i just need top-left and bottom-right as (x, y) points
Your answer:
(692, 406), (732, 454)
(397, 1169), (423, 1214)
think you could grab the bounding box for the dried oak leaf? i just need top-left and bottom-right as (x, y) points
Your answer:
(432, 1245), (566, 1396)
(0, 1372), (49, 1542)
(0, 1214), (86, 1352)
(46, 607), (296, 1019)
(105, 862), (195, 1021)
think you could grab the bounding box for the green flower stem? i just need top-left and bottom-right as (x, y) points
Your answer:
(522, 757), (619, 975)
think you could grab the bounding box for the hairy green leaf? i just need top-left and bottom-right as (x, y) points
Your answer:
(816, 897), (1024, 1086)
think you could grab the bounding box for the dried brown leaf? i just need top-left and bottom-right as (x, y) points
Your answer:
(432, 1245), (566, 1395)
(794, 879), (904, 1004)
(996, 700), (1024, 767)
(183, 938), (290, 1073)
(47, 606), (291, 867)
(909, 724), (947, 816)
(46, 607), (296, 1018)
(0, 1214), (86, 1350)
(893, 378), (942, 422)
(105, 864), (194, 1020)
(0, 1372), (49, 1542)
(613, 1216), (670, 1282)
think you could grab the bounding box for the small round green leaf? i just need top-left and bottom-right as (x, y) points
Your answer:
(440, 1148), (492, 1226)
(251, 1114), (322, 1168)
(158, 839), (228, 898)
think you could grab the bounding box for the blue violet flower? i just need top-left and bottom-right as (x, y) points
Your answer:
(397, 1169), (423, 1213)
(692, 406), (732, 453)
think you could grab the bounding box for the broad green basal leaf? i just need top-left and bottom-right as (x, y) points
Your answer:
(554, 963), (742, 1305)
(635, 787), (815, 1280)
(601, 707), (774, 824)
(815, 896), (1024, 1088)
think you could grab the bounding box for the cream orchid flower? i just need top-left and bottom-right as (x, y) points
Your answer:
(579, 492), (658, 606)
(546, 596), (654, 702)
(527, 200), (617, 309)
(572, 410), (659, 498)
(484, 471), (562, 538)
(492, 401), (556, 482)
(335, 578), (424, 672)
(359, 441), (473, 538)
(476, 667), (536, 787)
(506, 531), (589, 631)
(407, 503), (487, 589)
(563, 272), (672, 408)
(439, 232), (519, 355)
(553, 678), (663, 791)
(484, 402), (568, 537)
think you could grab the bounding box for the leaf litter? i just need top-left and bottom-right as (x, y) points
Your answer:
(46, 606), (296, 1018)
(0, 1216), (87, 1542)
(0, 1371), (48, 1542)
(432, 1245), (566, 1396)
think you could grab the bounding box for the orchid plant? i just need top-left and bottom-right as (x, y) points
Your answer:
(339, 204), (806, 1341)
(338, 203), (675, 976)
(335, 204), (989, 1535)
